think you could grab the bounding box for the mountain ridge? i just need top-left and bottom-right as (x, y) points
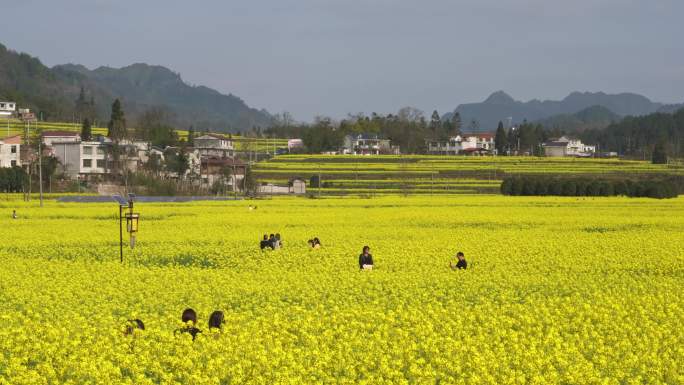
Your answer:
(445, 90), (678, 131)
(0, 43), (272, 132)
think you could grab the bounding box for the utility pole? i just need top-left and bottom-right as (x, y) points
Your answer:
(318, 165), (321, 198)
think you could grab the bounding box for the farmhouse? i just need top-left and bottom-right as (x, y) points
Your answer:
(52, 140), (111, 178)
(194, 134), (234, 159)
(200, 156), (246, 190)
(0, 101), (16, 117)
(427, 133), (496, 155)
(343, 134), (400, 155)
(0, 135), (21, 168)
(258, 178), (307, 195)
(543, 136), (596, 157)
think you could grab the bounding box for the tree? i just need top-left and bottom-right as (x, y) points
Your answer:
(136, 107), (178, 147)
(450, 112), (462, 135)
(187, 127), (195, 147)
(243, 166), (258, 195)
(495, 121), (508, 155)
(429, 110), (441, 133)
(468, 119), (480, 132)
(107, 99), (127, 142)
(652, 141), (668, 164)
(81, 118), (92, 141)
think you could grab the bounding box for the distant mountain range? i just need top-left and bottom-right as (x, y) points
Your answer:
(0, 43), (272, 132)
(445, 91), (683, 132)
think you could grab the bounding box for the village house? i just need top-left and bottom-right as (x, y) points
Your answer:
(52, 139), (111, 178)
(258, 178), (307, 195)
(200, 156), (246, 190)
(543, 136), (596, 157)
(194, 134), (234, 158)
(0, 101), (16, 117)
(343, 134), (400, 155)
(0, 135), (21, 168)
(427, 133), (496, 155)
(41, 131), (81, 155)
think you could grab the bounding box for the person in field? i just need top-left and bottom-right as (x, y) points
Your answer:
(312, 237), (321, 249)
(12, 210), (17, 219)
(123, 319), (145, 336)
(274, 233), (283, 249)
(359, 246), (374, 270)
(260, 234), (274, 250)
(176, 308), (201, 341)
(208, 310), (224, 330)
(449, 251), (467, 270)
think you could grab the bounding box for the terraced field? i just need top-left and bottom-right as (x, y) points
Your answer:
(1, 119), (287, 153)
(254, 155), (684, 195)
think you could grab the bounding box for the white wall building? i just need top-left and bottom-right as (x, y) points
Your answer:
(543, 136), (596, 157)
(0, 101), (16, 117)
(52, 141), (110, 178)
(427, 133), (496, 155)
(41, 131), (81, 155)
(343, 134), (399, 155)
(0, 135), (21, 167)
(194, 134), (234, 158)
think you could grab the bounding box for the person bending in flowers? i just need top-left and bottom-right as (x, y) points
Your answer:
(449, 251), (467, 270)
(359, 246), (374, 270)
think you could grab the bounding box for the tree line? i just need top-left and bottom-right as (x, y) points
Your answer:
(501, 175), (681, 199)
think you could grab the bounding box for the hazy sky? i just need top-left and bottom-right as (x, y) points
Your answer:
(1, 0), (682, 121)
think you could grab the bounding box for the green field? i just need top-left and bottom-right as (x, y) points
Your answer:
(1, 119), (287, 153)
(1, 195), (683, 384)
(254, 155), (684, 195)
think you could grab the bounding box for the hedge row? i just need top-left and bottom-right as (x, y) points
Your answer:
(501, 175), (680, 199)
(0, 167), (28, 193)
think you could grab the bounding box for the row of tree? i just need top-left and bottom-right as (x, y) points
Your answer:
(501, 175), (680, 199)
(0, 167), (27, 193)
(580, 108), (684, 159)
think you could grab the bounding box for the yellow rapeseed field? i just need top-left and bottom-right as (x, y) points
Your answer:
(1, 195), (683, 384)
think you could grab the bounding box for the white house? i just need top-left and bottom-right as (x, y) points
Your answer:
(0, 135), (21, 167)
(41, 131), (81, 155)
(427, 133), (496, 155)
(287, 139), (304, 152)
(0, 101), (16, 117)
(52, 140), (110, 178)
(543, 136), (595, 157)
(258, 178), (306, 195)
(343, 134), (399, 155)
(194, 134), (234, 158)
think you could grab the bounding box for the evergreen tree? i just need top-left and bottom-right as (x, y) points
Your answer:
(429, 110), (441, 133)
(495, 121), (508, 155)
(187, 127), (195, 147)
(450, 112), (462, 135)
(107, 99), (127, 141)
(81, 118), (92, 141)
(652, 141), (668, 164)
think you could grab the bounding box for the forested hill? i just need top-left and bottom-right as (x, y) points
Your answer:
(444, 90), (677, 131)
(0, 43), (272, 132)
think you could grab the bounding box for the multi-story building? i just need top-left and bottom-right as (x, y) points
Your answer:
(0, 101), (16, 117)
(194, 134), (234, 158)
(0, 135), (21, 167)
(343, 134), (399, 155)
(427, 133), (496, 155)
(52, 140), (110, 178)
(41, 131), (81, 155)
(543, 136), (596, 157)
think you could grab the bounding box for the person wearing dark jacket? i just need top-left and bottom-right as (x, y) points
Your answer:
(359, 246), (374, 270)
(260, 234), (274, 250)
(450, 252), (467, 270)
